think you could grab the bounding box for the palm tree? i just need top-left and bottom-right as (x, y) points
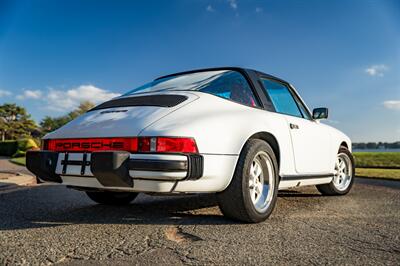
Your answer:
(0, 117), (6, 141)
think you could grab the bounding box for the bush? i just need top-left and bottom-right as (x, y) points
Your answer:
(0, 138), (39, 157)
(0, 140), (18, 156)
(12, 138), (39, 158)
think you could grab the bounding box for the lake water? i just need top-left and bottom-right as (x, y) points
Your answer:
(353, 149), (400, 153)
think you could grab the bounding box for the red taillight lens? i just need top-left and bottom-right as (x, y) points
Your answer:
(156, 137), (198, 153)
(44, 137), (198, 154)
(138, 137), (151, 152)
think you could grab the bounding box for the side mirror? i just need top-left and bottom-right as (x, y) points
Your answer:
(312, 107), (328, 120)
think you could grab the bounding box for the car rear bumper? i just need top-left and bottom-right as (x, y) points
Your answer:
(26, 150), (203, 188)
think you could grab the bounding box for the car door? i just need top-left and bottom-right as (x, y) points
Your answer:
(260, 78), (332, 174)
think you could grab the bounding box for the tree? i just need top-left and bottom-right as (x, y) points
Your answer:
(366, 142), (378, 149)
(0, 103), (37, 141)
(67, 101), (95, 120)
(40, 115), (71, 133)
(40, 101), (95, 134)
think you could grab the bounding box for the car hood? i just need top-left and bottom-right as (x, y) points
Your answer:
(43, 92), (199, 139)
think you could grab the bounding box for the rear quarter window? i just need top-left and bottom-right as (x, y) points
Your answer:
(199, 71), (259, 107)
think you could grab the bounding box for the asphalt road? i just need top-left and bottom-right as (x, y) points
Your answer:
(0, 179), (399, 265)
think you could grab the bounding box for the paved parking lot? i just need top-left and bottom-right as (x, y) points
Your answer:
(0, 179), (399, 265)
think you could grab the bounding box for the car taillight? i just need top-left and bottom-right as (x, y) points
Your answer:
(43, 137), (198, 154)
(157, 137), (198, 153)
(138, 137), (198, 153)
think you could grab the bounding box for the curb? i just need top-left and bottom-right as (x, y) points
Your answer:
(0, 172), (37, 192)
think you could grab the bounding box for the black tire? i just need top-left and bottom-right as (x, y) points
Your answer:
(316, 147), (355, 196)
(217, 139), (279, 223)
(86, 191), (139, 205)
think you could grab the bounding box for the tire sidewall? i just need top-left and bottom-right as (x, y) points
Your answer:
(240, 140), (279, 222)
(330, 147), (355, 195)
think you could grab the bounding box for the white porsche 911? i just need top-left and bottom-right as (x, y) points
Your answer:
(26, 67), (355, 223)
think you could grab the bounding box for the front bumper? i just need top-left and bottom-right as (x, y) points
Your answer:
(26, 150), (203, 188)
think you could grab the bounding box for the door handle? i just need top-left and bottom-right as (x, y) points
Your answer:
(290, 123), (299, 129)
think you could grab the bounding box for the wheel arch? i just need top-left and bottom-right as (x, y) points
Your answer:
(340, 141), (349, 149)
(248, 131), (280, 171)
(339, 140), (352, 153)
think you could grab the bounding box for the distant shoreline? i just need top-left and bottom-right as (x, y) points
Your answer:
(353, 149), (400, 153)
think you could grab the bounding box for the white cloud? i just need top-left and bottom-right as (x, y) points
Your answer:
(15, 85), (120, 112)
(206, 5), (215, 12)
(0, 90), (12, 97)
(44, 85), (120, 111)
(227, 0), (237, 10)
(16, 89), (42, 100)
(255, 7), (263, 13)
(365, 64), (388, 77)
(383, 100), (400, 110)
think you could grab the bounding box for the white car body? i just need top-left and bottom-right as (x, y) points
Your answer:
(29, 68), (351, 195)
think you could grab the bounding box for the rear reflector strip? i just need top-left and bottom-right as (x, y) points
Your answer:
(46, 138), (138, 153)
(44, 137), (198, 154)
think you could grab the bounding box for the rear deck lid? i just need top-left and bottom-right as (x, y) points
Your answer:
(44, 92), (198, 139)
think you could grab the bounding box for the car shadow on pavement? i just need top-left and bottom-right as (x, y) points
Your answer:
(0, 185), (233, 230)
(0, 185), (323, 231)
(278, 190), (323, 198)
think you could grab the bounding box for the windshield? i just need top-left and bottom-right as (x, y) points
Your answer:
(124, 70), (259, 107)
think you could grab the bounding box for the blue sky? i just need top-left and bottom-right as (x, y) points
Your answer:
(0, 0), (399, 142)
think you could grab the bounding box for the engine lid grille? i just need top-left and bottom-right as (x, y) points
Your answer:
(89, 94), (188, 111)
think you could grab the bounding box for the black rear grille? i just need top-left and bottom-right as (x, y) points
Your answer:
(90, 95), (188, 111)
(186, 154), (204, 180)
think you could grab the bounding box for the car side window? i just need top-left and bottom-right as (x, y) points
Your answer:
(261, 78), (303, 118)
(295, 96), (312, 119)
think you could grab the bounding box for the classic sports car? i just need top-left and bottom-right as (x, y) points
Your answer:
(26, 67), (355, 223)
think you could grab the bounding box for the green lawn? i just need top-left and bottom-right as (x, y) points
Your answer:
(9, 157), (26, 166)
(356, 168), (400, 180)
(353, 152), (400, 169)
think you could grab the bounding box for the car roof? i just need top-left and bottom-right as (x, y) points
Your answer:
(154, 67), (290, 84)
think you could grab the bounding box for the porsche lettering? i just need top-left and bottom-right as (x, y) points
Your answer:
(55, 141), (125, 150)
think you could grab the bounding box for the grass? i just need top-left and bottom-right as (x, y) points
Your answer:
(9, 157), (26, 166)
(356, 168), (400, 181)
(353, 152), (400, 169)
